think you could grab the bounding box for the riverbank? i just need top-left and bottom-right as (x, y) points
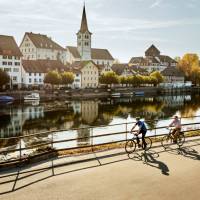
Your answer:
(0, 131), (199, 171)
(0, 86), (198, 101)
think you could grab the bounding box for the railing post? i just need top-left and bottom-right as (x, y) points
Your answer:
(19, 138), (22, 162)
(91, 127), (93, 151)
(125, 123), (128, 141)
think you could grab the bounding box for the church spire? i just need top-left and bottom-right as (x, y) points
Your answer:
(79, 4), (91, 33)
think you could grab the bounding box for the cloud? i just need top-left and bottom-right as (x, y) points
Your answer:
(150, 0), (163, 8)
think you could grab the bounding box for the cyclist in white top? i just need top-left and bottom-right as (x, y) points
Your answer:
(169, 115), (181, 143)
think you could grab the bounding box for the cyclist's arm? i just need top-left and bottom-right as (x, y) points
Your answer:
(169, 120), (174, 127)
(131, 124), (137, 132)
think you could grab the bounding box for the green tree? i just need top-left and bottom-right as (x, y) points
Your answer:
(0, 69), (10, 89)
(44, 70), (61, 89)
(120, 76), (128, 87)
(61, 72), (74, 86)
(99, 72), (119, 87)
(150, 71), (164, 86)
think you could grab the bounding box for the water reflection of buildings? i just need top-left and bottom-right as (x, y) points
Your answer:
(157, 95), (191, 107)
(77, 125), (91, 147)
(72, 100), (99, 124)
(71, 101), (99, 147)
(0, 106), (44, 138)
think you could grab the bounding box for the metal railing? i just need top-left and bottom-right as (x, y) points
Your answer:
(0, 115), (200, 166)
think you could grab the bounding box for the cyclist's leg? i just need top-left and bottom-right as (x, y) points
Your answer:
(142, 130), (147, 148)
(174, 128), (181, 142)
(136, 135), (140, 144)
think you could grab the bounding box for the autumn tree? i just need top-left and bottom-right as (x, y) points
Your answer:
(0, 69), (10, 89)
(99, 72), (119, 87)
(150, 71), (164, 86)
(61, 72), (74, 86)
(44, 70), (61, 89)
(178, 53), (200, 85)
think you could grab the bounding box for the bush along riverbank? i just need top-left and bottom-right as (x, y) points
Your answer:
(0, 86), (197, 101)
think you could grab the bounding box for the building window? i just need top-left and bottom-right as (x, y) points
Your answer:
(15, 62), (20, 66)
(39, 79), (42, 83)
(76, 74), (79, 77)
(13, 76), (17, 81)
(8, 62), (12, 66)
(39, 73), (41, 76)
(3, 55), (7, 59)
(2, 62), (7, 65)
(34, 78), (37, 82)
(4, 68), (11, 72)
(85, 35), (89, 39)
(34, 73), (36, 76)
(29, 78), (31, 83)
(13, 68), (19, 72)
(29, 73), (31, 76)
(8, 56), (12, 59)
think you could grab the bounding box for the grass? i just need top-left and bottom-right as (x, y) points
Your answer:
(58, 130), (200, 156)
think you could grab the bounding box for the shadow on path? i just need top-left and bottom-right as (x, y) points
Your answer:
(0, 140), (200, 195)
(128, 150), (169, 176)
(168, 146), (200, 161)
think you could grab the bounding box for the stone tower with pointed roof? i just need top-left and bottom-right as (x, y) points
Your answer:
(77, 5), (92, 60)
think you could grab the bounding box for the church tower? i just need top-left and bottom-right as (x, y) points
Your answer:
(77, 5), (92, 60)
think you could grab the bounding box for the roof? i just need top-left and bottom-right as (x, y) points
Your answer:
(22, 60), (69, 73)
(129, 66), (149, 74)
(129, 57), (149, 65)
(129, 55), (177, 66)
(91, 48), (114, 60)
(145, 44), (160, 56)
(158, 55), (177, 63)
(23, 32), (65, 51)
(161, 66), (185, 77)
(67, 46), (114, 60)
(70, 60), (98, 73)
(0, 35), (22, 57)
(111, 63), (129, 75)
(78, 5), (91, 34)
(67, 46), (81, 58)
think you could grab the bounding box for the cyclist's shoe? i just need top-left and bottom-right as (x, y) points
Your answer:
(138, 144), (141, 148)
(143, 143), (147, 150)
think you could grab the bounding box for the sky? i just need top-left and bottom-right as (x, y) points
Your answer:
(0, 0), (200, 62)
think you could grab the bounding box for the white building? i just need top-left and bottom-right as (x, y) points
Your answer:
(66, 5), (114, 66)
(20, 32), (68, 65)
(70, 60), (99, 89)
(22, 60), (68, 87)
(0, 35), (23, 89)
(129, 45), (177, 73)
(160, 66), (190, 88)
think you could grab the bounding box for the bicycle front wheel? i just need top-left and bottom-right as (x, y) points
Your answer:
(142, 137), (152, 151)
(161, 135), (172, 149)
(177, 133), (185, 147)
(125, 139), (136, 154)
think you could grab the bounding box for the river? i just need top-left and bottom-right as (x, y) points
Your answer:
(0, 94), (200, 158)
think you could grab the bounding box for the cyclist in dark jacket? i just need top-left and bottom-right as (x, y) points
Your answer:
(131, 117), (147, 148)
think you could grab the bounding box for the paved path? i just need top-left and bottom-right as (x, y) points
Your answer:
(0, 138), (200, 200)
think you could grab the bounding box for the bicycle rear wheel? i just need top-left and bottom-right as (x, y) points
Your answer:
(142, 137), (152, 151)
(161, 135), (172, 149)
(125, 139), (136, 154)
(177, 133), (185, 147)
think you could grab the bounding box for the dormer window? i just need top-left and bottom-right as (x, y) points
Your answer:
(85, 35), (89, 39)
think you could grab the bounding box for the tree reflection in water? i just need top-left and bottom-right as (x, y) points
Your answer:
(0, 94), (200, 150)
